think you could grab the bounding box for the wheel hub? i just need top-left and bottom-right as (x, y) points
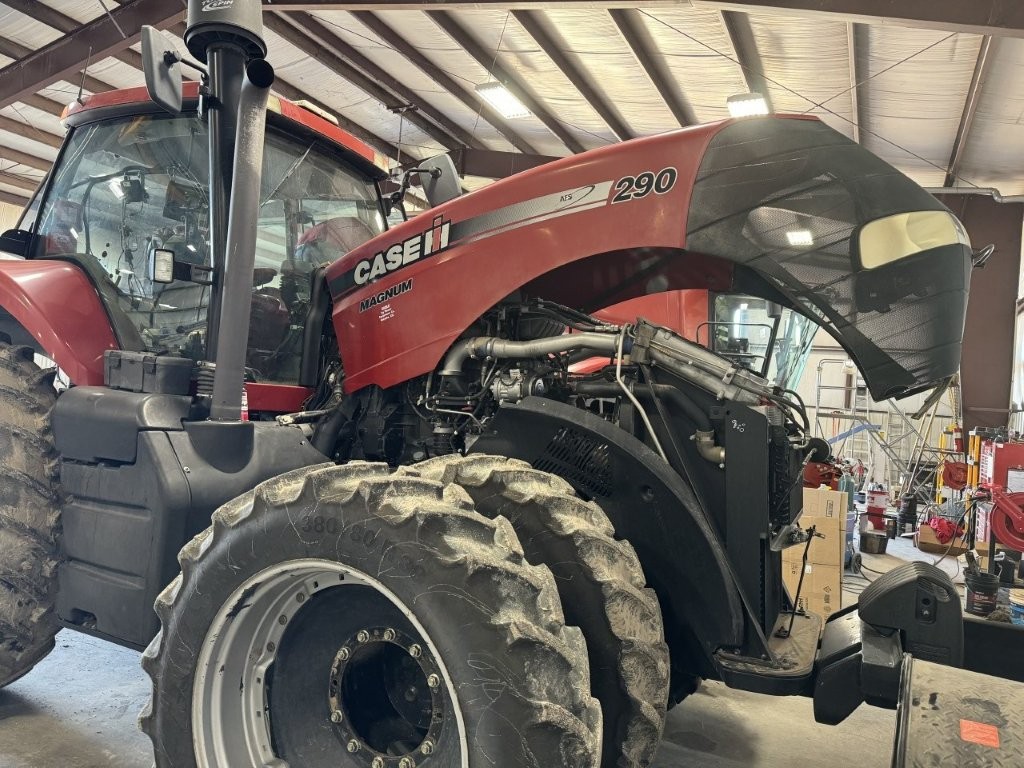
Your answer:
(328, 626), (445, 765)
(191, 559), (467, 768)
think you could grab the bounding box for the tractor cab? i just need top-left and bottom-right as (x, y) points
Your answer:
(6, 83), (389, 389)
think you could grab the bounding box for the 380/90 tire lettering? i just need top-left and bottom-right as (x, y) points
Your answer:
(611, 167), (677, 203)
(300, 515), (339, 535)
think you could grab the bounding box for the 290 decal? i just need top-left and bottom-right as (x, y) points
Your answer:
(611, 167), (678, 203)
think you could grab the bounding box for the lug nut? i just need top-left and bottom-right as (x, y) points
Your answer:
(383, 628), (396, 641)
(330, 710), (343, 724)
(371, 757), (384, 768)
(347, 740), (360, 753)
(295, 593), (305, 603)
(427, 674), (440, 689)
(338, 647), (350, 661)
(278, 614), (288, 625)
(420, 740), (434, 755)
(356, 630), (370, 643)
(399, 758), (415, 768)
(408, 644), (421, 658)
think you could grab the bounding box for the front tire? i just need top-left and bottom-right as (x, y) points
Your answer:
(141, 462), (601, 768)
(0, 344), (61, 688)
(407, 456), (670, 768)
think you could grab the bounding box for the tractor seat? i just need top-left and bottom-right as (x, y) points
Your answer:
(295, 217), (376, 263)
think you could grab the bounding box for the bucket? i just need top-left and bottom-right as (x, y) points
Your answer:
(861, 531), (888, 554)
(1011, 589), (1024, 627)
(866, 490), (888, 514)
(965, 571), (1000, 617)
(898, 494), (918, 534)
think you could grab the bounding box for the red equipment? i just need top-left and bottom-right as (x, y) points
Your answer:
(979, 439), (1024, 489)
(989, 487), (1024, 552)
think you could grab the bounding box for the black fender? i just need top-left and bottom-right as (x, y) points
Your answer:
(470, 397), (746, 684)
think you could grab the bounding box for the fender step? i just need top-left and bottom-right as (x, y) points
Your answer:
(715, 609), (822, 695)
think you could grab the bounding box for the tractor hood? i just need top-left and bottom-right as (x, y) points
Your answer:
(685, 117), (972, 401)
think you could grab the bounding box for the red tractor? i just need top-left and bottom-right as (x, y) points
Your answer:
(0, 3), (1018, 768)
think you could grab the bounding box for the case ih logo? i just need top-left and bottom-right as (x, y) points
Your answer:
(353, 215), (451, 286)
(201, 0), (234, 10)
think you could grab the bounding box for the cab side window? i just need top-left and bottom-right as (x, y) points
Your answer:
(249, 132), (385, 383)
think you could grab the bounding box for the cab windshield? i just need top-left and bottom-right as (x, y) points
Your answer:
(706, 294), (817, 392)
(33, 112), (385, 383)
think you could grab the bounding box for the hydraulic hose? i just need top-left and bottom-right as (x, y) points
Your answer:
(575, 379), (724, 464)
(574, 381), (711, 431)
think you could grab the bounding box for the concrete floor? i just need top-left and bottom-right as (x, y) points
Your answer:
(0, 628), (898, 768)
(0, 525), (945, 767)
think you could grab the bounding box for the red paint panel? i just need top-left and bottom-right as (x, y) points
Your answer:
(276, 98), (376, 165)
(328, 122), (729, 393)
(63, 82), (381, 172)
(0, 260), (117, 384)
(246, 382), (312, 414)
(594, 290), (710, 342)
(64, 82), (202, 121)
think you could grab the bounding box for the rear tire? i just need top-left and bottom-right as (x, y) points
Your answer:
(0, 343), (61, 688)
(141, 462), (601, 768)
(407, 455), (670, 768)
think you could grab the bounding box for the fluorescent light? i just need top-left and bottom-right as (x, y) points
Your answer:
(108, 179), (124, 199)
(69, 227), (79, 239)
(186, 243), (197, 253)
(476, 82), (531, 119)
(727, 93), (769, 118)
(786, 229), (814, 247)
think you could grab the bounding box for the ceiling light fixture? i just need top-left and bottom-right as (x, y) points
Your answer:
(476, 82), (531, 119)
(727, 92), (769, 118)
(786, 229), (814, 247)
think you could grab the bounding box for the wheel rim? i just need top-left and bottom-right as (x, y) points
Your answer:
(192, 558), (468, 768)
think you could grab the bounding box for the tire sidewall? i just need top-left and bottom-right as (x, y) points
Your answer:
(150, 474), (564, 768)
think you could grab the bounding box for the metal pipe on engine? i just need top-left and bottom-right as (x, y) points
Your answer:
(629, 320), (764, 404)
(440, 333), (622, 376)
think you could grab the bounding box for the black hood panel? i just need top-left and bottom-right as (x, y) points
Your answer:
(685, 118), (971, 400)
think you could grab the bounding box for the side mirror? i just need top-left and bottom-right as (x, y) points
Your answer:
(420, 153), (462, 207)
(152, 247), (213, 285)
(0, 228), (35, 258)
(141, 26), (183, 115)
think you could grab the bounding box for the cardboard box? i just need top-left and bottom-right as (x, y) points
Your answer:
(782, 560), (842, 620)
(802, 486), (848, 520)
(791, 487), (846, 567)
(915, 524), (968, 556)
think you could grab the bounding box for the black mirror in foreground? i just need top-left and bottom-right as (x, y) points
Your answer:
(141, 25), (183, 115)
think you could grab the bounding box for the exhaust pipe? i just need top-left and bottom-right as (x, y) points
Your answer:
(209, 58), (275, 421)
(440, 333), (621, 377)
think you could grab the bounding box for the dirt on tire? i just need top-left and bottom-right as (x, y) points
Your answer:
(406, 454), (671, 768)
(0, 344), (61, 688)
(141, 462), (602, 768)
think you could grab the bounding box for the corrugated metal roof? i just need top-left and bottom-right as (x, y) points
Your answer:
(749, 15), (857, 140)
(957, 38), (1024, 194)
(0, 2), (1016, 205)
(860, 27), (982, 188)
